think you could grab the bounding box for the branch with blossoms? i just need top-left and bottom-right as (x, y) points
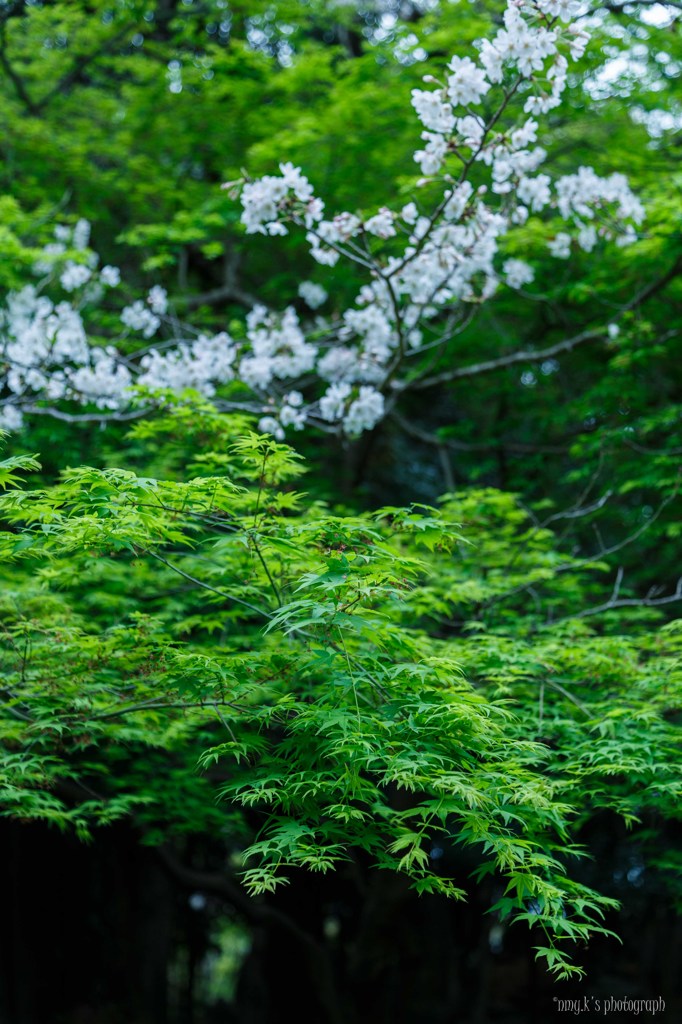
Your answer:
(0, 0), (648, 439)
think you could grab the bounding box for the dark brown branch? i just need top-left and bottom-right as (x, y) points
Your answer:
(391, 411), (568, 454)
(33, 22), (137, 112)
(0, 21), (38, 113)
(175, 250), (260, 310)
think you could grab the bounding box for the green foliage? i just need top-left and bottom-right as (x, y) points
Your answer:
(1, 416), (680, 980)
(1, 0), (681, 997)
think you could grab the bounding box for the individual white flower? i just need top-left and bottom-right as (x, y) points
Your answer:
(414, 132), (448, 176)
(60, 262), (92, 292)
(239, 162), (319, 236)
(283, 390), (303, 407)
(479, 39), (504, 84)
(298, 281), (327, 309)
(615, 225), (638, 248)
(511, 119), (539, 151)
(503, 258), (534, 289)
(100, 265), (121, 287)
(401, 202), (419, 225)
(147, 285), (168, 315)
(516, 174), (551, 212)
(547, 232), (572, 258)
(317, 347), (359, 383)
(34, 240), (70, 276)
(577, 224), (598, 252)
(258, 415), (285, 440)
(319, 382), (351, 422)
(120, 300), (160, 338)
(279, 397), (306, 430)
(446, 56), (490, 107)
(607, 323), (620, 339)
(330, 212), (362, 241)
(364, 208), (396, 239)
(454, 115), (485, 149)
(240, 175), (289, 235)
(535, 0), (580, 20)
(567, 26), (590, 61)
(279, 161), (314, 202)
(0, 404), (23, 433)
(238, 355), (273, 390)
(443, 181), (474, 222)
(72, 219), (91, 250)
(307, 234), (340, 266)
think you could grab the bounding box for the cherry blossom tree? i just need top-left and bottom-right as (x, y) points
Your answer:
(0, 0), (645, 439)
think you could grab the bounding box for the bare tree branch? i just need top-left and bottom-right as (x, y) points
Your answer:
(401, 256), (682, 392)
(482, 477), (681, 612)
(0, 21), (38, 114)
(19, 404), (150, 424)
(155, 844), (346, 1024)
(145, 549), (273, 620)
(391, 411), (568, 454)
(174, 249), (260, 310)
(564, 571), (682, 621)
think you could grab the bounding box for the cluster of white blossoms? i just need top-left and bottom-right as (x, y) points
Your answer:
(237, 161), (324, 236)
(318, 382), (385, 435)
(0, 0), (646, 439)
(0, 280), (130, 423)
(137, 333), (237, 396)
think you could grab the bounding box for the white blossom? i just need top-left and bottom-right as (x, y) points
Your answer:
(60, 262), (92, 292)
(147, 285), (168, 315)
(446, 56), (490, 107)
(72, 219), (91, 250)
(100, 266), (121, 287)
(298, 281), (328, 309)
(411, 89), (455, 134)
(414, 132), (448, 176)
(516, 174), (551, 212)
(279, 392), (307, 430)
(239, 162), (319, 236)
(138, 332), (236, 395)
(455, 115), (485, 150)
(121, 301), (160, 338)
(319, 382), (352, 422)
(577, 224), (598, 252)
(258, 415), (285, 440)
(343, 386), (385, 435)
(503, 258), (534, 289)
(0, 404), (24, 433)
(547, 232), (572, 258)
(0, 0), (647, 442)
(401, 202), (419, 225)
(364, 208), (397, 239)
